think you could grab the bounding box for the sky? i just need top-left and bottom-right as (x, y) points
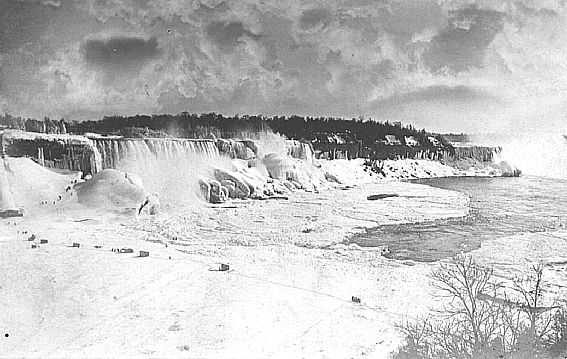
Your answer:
(1, 0), (567, 133)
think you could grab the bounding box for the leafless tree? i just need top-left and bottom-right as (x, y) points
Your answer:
(392, 256), (567, 359)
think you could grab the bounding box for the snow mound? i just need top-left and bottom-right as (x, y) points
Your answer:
(74, 169), (148, 208)
(3, 157), (79, 211)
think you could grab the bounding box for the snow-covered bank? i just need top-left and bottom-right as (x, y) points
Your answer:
(319, 157), (517, 185)
(370, 158), (520, 180)
(0, 156), (471, 358)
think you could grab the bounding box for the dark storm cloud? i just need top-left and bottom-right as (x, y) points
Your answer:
(256, 12), (328, 90)
(0, 0), (57, 53)
(205, 21), (260, 52)
(326, 49), (342, 63)
(299, 8), (333, 31)
(374, 59), (394, 76)
(337, 15), (379, 44)
(258, 12), (297, 70)
(377, 1), (444, 41)
(82, 37), (160, 70)
(424, 5), (504, 73)
(516, 3), (558, 19)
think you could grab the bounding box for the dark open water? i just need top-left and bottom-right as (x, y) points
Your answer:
(349, 176), (567, 262)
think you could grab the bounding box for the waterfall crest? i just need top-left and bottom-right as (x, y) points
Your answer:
(91, 138), (220, 171)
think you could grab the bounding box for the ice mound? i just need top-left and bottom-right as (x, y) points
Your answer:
(262, 153), (302, 182)
(247, 158), (270, 178)
(2, 157), (79, 211)
(215, 139), (256, 160)
(286, 140), (315, 166)
(74, 169), (157, 211)
(488, 160), (521, 177)
(198, 150), (329, 203)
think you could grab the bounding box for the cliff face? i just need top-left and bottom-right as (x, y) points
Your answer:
(312, 142), (451, 162)
(1, 131), (99, 177)
(312, 138), (502, 165)
(442, 146), (499, 169)
(311, 132), (454, 161)
(331, 141), (519, 177)
(440, 146), (520, 176)
(447, 146), (501, 163)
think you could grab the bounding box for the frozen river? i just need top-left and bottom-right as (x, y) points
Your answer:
(350, 175), (567, 262)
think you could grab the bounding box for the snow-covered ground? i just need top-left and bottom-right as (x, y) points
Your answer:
(0, 156), (562, 358)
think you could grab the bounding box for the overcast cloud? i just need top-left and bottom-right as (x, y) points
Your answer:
(1, 0), (566, 132)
